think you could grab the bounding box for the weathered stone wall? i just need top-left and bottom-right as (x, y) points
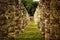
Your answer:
(49, 0), (60, 40)
(0, 0), (30, 40)
(34, 0), (60, 40)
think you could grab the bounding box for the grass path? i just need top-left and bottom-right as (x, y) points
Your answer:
(16, 21), (44, 40)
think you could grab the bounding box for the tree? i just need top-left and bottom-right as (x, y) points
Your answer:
(21, 0), (38, 16)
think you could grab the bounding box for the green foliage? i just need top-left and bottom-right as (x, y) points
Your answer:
(21, 0), (38, 16)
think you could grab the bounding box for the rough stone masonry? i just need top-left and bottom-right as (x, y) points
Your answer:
(0, 0), (30, 40)
(34, 0), (60, 40)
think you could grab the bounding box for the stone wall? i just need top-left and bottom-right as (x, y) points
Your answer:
(49, 0), (60, 40)
(34, 0), (60, 40)
(0, 0), (30, 40)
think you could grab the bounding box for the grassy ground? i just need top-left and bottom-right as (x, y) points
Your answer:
(16, 21), (44, 40)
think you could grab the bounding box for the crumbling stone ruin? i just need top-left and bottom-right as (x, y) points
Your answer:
(34, 0), (60, 40)
(0, 0), (30, 40)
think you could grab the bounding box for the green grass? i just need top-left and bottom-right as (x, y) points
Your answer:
(16, 21), (44, 40)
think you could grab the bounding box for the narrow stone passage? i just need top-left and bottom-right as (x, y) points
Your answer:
(16, 21), (44, 40)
